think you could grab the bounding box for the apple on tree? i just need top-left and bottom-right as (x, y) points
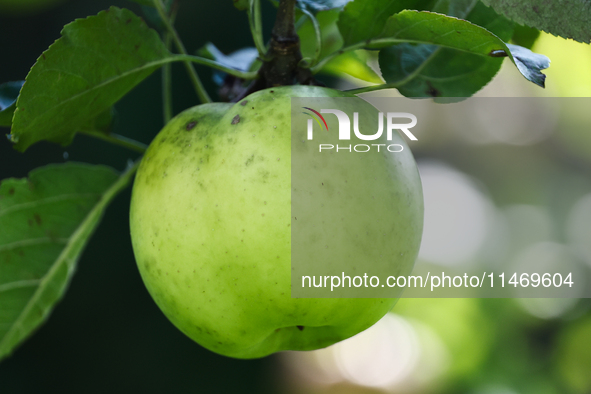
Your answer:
(129, 85), (424, 359)
(0, 0), (552, 364)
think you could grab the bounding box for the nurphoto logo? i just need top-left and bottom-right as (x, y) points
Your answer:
(303, 107), (418, 153)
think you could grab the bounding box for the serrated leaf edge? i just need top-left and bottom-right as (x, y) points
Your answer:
(0, 161), (140, 360)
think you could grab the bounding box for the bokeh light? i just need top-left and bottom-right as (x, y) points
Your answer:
(566, 193), (591, 267)
(512, 242), (583, 318)
(417, 161), (495, 267)
(281, 313), (448, 393)
(444, 98), (558, 146)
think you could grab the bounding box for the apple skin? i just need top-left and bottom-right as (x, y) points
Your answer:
(129, 86), (423, 359)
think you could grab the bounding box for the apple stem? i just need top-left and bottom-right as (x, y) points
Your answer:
(258, 0), (318, 88)
(272, 0), (297, 39)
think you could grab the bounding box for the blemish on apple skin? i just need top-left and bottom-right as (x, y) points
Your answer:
(231, 115), (240, 125)
(185, 121), (197, 130)
(297, 325), (305, 331)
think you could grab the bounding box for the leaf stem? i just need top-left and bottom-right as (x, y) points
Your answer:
(153, 0), (212, 104)
(171, 55), (260, 79)
(78, 130), (148, 153)
(248, 0), (267, 56)
(299, 7), (321, 66)
(162, 33), (173, 124)
(161, 2), (178, 124)
(111, 160), (142, 200)
(346, 49), (437, 95)
(311, 37), (441, 74)
(345, 83), (402, 95)
(311, 42), (368, 74)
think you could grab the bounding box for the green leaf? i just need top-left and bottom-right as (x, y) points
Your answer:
(0, 162), (139, 361)
(79, 107), (116, 134)
(0, 81), (24, 128)
(373, 10), (549, 87)
(297, 8), (381, 83)
(480, 0), (591, 43)
(379, 44), (497, 97)
(10, 7), (173, 152)
(299, 8), (343, 61)
(337, 0), (435, 47)
(323, 51), (383, 83)
(378, 1), (514, 97)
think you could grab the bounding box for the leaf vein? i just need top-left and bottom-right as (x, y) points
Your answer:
(0, 237), (69, 253)
(0, 280), (42, 294)
(0, 193), (102, 219)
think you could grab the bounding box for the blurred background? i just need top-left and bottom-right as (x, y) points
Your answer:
(1, 0), (591, 393)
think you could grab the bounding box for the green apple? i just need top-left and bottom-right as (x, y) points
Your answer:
(129, 85), (423, 359)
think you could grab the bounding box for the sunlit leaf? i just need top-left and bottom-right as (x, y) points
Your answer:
(298, 8), (343, 60)
(337, 0), (434, 47)
(378, 1), (514, 97)
(373, 11), (549, 87)
(323, 51), (383, 84)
